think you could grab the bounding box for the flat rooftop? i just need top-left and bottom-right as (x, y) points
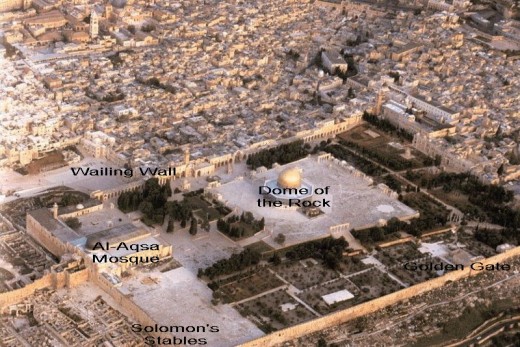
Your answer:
(322, 289), (355, 305)
(28, 208), (81, 242)
(118, 267), (264, 347)
(74, 205), (133, 236)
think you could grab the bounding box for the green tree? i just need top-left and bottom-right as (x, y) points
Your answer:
(141, 24), (156, 32)
(270, 253), (282, 265)
(189, 218), (198, 235)
(139, 201), (154, 216)
(166, 219), (174, 233)
(64, 217), (81, 230)
(317, 338), (327, 347)
(202, 219), (210, 232)
(275, 233), (286, 245)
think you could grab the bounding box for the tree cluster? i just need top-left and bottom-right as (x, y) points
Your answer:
(59, 193), (84, 207)
(285, 237), (349, 270)
(199, 248), (261, 279)
(246, 140), (308, 169)
(216, 212), (265, 239)
(107, 52), (124, 67)
(141, 24), (156, 32)
(101, 91), (126, 102)
(141, 77), (176, 94)
(419, 172), (519, 227)
(117, 178), (172, 225)
(352, 198), (449, 244)
(340, 139), (414, 171)
(384, 175), (402, 193)
(400, 193), (450, 234)
(323, 143), (385, 176)
(352, 218), (406, 244)
(164, 199), (193, 225)
(64, 217), (82, 230)
(426, 172), (513, 204)
(362, 112), (414, 142)
(474, 227), (519, 248)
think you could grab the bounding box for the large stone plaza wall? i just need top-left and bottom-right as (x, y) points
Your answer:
(239, 246), (520, 347)
(26, 213), (70, 258)
(90, 269), (165, 339)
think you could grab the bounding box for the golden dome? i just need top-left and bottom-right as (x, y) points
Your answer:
(277, 167), (302, 189)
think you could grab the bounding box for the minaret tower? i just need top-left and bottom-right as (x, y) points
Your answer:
(52, 203), (58, 219)
(90, 7), (99, 40)
(23, 0), (32, 10)
(184, 147), (190, 165)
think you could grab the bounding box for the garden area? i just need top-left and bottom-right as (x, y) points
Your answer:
(405, 171), (519, 227)
(336, 255), (370, 276)
(337, 123), (434, 171)
(389, 257), (443, 286)
(297, 278), (361, 315)
(236, 289), (315, 332)
(374, 242), (426, 268)
(272, 259), (339, 290)
(213, 270), (284, 303)
(117, 181), (231, 230)
(348, 268), (404, 299)
(216, 212), (265, 240)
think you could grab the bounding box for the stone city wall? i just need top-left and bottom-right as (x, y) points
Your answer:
(0, 274), (52, 310)
(239, 246), (520, 347)
(67, 267), (89, 287)
(377, 237), (414, 249)
(421, 227), (453, 239)
(0, 268), (89, 310)
(90, 269), (165, 339)
(26, 213), (70, 258)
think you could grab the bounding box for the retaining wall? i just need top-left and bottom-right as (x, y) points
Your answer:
(239, 246), (520, 347)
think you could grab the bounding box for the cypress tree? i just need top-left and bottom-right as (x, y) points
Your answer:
(189, 219), (198, 235)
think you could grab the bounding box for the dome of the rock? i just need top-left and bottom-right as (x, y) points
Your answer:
(277, 167), (302, 189)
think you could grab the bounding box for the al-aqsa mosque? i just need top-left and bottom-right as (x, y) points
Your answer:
(260, 167), (315, 208)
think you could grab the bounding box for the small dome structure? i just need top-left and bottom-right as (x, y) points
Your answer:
(277, 168), (302, 189)
(85, 235), (102, 250)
